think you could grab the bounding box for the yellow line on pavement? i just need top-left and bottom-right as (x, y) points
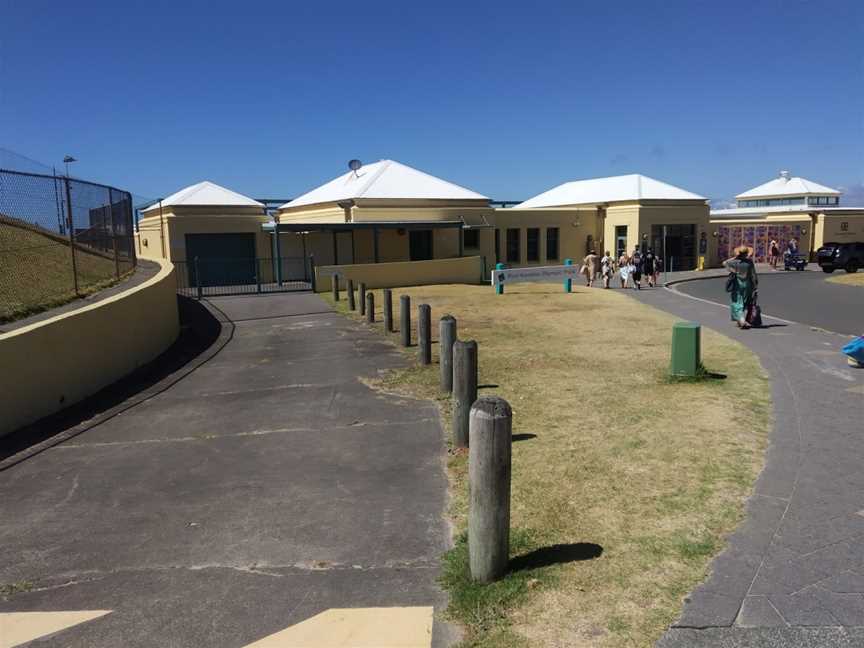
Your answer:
(0, 610), (111, 648)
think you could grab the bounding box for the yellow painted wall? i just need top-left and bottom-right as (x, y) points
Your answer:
(488, 208), (599, 268)
(817, 212), (864, 247)
(315, 256), (484, 292)
(0, 259), (180, 437)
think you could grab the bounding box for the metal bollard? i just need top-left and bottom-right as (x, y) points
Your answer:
(347, 278), (356, 311)
(563, 258), (573, 293)
(418, 304), (431, 365)
(439, 315), (457, 392)
(469, 396), (512, 584)
(332, 274), (340, 302)
(400, 295), (411, 347)
(359, 282), (367, 316)
(495, 262), (505, 295)
(452, 339), (478, 448)
(383, 289), (394, 332)
(366, 292), (375, 323)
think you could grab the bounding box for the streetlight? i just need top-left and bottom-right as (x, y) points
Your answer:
(63, 155), (77, 177)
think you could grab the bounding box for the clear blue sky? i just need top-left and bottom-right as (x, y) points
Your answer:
(2, 0), (862, 203)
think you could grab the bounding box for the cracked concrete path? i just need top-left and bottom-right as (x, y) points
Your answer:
(0, 293), (454, 647)
(622, 279), (864, 647)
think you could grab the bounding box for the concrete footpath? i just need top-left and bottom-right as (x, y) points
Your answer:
(0, 293), (454, 647)
(624, 279), (864, 647)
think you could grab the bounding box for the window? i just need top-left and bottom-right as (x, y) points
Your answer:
(546, 227), (559, 261)
(526, 228), (540, 262)
(495, 229), (500, 262)
(506, 228), (520, 263)
(464, 229), (479, 249)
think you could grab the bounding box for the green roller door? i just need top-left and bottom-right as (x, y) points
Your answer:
(186, 233), (256, 287)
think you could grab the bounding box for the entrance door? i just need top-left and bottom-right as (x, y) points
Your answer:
(186, 233), (257, 287)
(615, 226), (628, 259)
(409, 230), (433, 261)
(651, 224), (697, 271)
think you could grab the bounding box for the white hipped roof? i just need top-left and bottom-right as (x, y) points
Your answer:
(736, 172), (840, 199)
(143, 181), (263, 212)
(280, 160), (489, 209)
(514, 174), (705, 209)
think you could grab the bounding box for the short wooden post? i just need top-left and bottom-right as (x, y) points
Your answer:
(332, 274), (340, 301)
(418, 304), (432, 365)
(359, 282), (367, 316)
(495, 262), (505, 295)
(366, 292), (375, 323)
(383, 289), (394, 332)
(400, 295), (411, 347)
(439, 315), (457, 392)
(452, 339), (478, 448)
(347, 278), (356, 311)
(563, 258), (573, 293)
(469, 396), (512, 583)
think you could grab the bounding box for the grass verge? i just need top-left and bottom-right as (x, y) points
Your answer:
(325, 282), (771, 647)
(826, 272), (864, 287)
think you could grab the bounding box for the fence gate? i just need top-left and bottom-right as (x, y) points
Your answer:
(175, 256), (313, 298)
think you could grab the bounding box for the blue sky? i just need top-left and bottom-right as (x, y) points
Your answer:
(2, 0), (862, 204)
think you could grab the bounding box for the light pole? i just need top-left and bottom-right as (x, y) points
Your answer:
(63, 155), (77, 177)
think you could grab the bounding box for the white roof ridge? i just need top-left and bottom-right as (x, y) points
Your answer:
(514, 173), (704, 209)
(355, 159), (392, 198)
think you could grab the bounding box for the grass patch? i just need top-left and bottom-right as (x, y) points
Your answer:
(826, 272), (864, 287)
(1, 581), (34, 600)
(1, 220), (130, 323)
(325, 283), (771, 647)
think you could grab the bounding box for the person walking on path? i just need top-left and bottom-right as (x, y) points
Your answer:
(600, 250), (615, 289)
(723, 245), (759, 329)
(582, 250), (599, 287)
(631, 247), (643, 290)
(769, 239), (780, 269)
(652, 253), (663, 286)
(643, 248), (657, 287)
(618, 252), (631, 288)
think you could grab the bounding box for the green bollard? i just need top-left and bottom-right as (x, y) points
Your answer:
(563, 258), (573, 293)
(495, 262), (505, 295)
(670, 321), (701, 377)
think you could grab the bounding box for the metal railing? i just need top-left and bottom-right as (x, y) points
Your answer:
(174, 256), (314, 298)
(0, 168), (137, 323)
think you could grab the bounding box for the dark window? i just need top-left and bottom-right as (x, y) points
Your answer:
(409, 230), (433, 261)
(526, 228), (540, 262)
(546, 227), (559, 260)
(506, 228), (520, 263)
(494, 229), (500, 262)
(464, 229), (479, 248)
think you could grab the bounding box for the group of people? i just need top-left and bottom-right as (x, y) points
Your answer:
(580, 248), (663, 290)
(767, 237), (800, 269)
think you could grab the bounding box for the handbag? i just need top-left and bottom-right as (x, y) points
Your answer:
(725, 273), (736, 293)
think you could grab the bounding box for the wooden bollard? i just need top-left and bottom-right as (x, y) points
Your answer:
(366, 292), (375, 323)
(418, 304), (431, 365)
(439, 315), (457, 392)
(383, 289), (394, 332)
(400, 295), (411, 347)
(452, 339), (478, 448)
(332, 274), (340, 301)
(347, 278), (356, 311)
(359, 282), (367, 316)
(469, 396), (512, 583)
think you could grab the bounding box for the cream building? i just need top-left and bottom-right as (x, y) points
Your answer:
(709, 171), (864, 262)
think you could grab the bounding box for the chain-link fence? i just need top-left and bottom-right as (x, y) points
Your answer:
(0, 168), (137, 323)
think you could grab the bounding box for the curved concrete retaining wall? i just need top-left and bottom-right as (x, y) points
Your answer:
(0, 260), (180, 437)
(315, 256), (485, 292)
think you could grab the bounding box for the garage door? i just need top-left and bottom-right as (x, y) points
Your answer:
(185, 233), (256, 287)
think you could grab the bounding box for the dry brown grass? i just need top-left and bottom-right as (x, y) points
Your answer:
(826, 272), (864, 287)
(327, 282), (771, 647)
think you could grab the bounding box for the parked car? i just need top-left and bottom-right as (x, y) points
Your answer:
(783, 254), (808, 271)
(816, 242), (864, 273)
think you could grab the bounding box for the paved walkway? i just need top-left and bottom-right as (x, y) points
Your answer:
(0, 293), (453, 647)
(622, 280), (864, 647)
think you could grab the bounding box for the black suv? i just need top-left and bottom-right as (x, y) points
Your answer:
(816, 241), (864, 273)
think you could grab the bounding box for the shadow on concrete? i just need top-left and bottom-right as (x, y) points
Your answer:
(510, 543), (603, 572)
(0, 296), (226, 468)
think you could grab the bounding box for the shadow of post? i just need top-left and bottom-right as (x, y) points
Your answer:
(509, 543), (603, 572)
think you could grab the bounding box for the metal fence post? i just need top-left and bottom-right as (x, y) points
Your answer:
(400, 295), (411, 347)
(109, 188), (120, 279)
(195, 256), (203, 299)
(256, 259), (262, 294)
(347, 279), (356, 311)
(332, 273), (340, 301)
(418, 304), (432, 365)
(64, 176), (80, 296)
(383, 289), (393, 332)
(439, 315), (457, 392)
(452, 339), (478, 448)
(366, 292), (375, 323)
(309, 255), (317, 292)
(469, 396), (512, 583)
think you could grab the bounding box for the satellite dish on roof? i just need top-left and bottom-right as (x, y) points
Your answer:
(348, 159), (362, 176)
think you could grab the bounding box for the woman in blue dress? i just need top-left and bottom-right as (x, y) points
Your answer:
(723, 245), (758, 328)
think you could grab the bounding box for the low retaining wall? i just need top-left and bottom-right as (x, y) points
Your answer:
(315, 256), (485, 292)
(0, 259), (180, 437)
